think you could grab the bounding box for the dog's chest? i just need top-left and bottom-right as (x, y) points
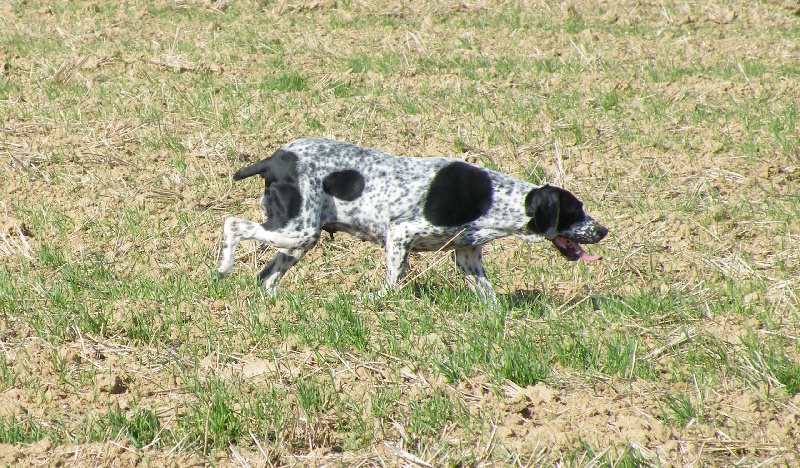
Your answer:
(409, 228), (509, 251)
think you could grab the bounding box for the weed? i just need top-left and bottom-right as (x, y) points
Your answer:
(661, 392), (703, 427)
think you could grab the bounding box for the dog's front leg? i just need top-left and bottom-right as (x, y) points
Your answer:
(454, 246), (498, 305)
(375, 222), (415, 297)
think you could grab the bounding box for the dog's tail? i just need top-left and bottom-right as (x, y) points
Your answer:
(232, 149), (296, 183)
(232, 159), (271, 181)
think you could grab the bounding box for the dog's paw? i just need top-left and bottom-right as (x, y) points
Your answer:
(262, 284), (279, 297)
(209, 271), (228, 287)
(215, 266), (232, 279)
(359, 288), (386, 303)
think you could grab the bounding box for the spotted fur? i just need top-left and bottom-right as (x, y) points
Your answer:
(218, 138), (608, 302)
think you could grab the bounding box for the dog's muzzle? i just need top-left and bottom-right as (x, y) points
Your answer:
(552, 220), (608, 262)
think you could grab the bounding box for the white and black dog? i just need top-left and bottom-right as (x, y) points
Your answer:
(218, 138), (607, 302)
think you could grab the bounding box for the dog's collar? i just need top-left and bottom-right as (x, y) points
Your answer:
(543, 227), (559, 241)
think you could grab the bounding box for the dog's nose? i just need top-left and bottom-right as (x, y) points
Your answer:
(596, 224), (608, 240)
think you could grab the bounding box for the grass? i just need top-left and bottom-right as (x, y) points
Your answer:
(661, 392), (704, 428)
(0, 417), (53, 445)
(99, 407), (163, 449)
(260, 72), (308, 93)
(1, 0), (799, 465)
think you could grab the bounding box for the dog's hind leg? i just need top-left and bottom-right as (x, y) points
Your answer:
(454, 246), (497, 305)
(257, 245), (315, 295)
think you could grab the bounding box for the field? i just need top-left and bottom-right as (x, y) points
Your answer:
(1, 0), (799, 465)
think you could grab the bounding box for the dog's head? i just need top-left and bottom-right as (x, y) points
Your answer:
(525, 185), (608, 262)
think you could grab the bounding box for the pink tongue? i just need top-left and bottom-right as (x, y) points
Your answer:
(556, 237), (603, 262)
(579, 249), (602, 262)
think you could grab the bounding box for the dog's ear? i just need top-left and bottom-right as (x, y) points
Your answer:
(525, 185), (560, 238)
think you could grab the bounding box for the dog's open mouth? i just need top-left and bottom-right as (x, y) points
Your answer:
(553, 236), (602, 262)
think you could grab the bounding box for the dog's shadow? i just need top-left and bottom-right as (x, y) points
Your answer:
(401, 283), (547, 313)
(499, 289), (546, 311)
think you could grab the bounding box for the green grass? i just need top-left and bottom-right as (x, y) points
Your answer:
(182, 377), (248, 452)
(572, 441), (657, 467)
(740, 333), (800, 396)
(259, 72), (308, 93)
(405, 389), (469, 443)
(660, 392), (704, 428)
(0, 417), (54, 445)
(97, 407), (163, 449)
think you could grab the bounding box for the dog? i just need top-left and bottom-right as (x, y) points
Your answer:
(217, 138), (607, 302)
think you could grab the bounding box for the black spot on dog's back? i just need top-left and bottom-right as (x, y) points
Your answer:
(323, 169), (365, 201)
(423, 162), (493, 226)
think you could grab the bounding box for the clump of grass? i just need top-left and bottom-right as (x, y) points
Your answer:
(295, 375), (338, 417)
(404, 389), (468, 445)
(181, 377), (247, 452)
(740, 334), (800, 396)
(99, 407), (163, 449)
(497, 334), (551, 386)
(0, 417), (55, 444)
(321, 293), (371, 351)
(571, 441), (656, 468)
(660, 392), (703, 428)
(260, 72), (307, 92)
(597, 88), (620, 111)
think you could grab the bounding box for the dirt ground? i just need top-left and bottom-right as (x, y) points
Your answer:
(1, 0), (800, 466)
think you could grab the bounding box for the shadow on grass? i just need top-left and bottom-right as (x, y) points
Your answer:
(500, 288), (547, 312)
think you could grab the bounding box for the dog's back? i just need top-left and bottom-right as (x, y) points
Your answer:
(235, 138), (536, 238)
(300, 139), (452, 237)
